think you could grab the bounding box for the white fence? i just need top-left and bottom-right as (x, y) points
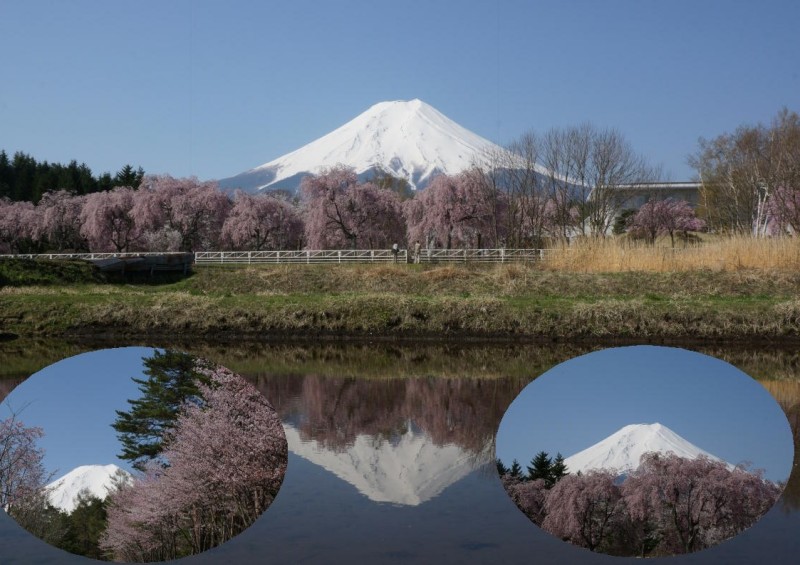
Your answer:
(194, 249), (408, 265)
(416, 248), (549, 263)
(195, 248), (551, 265)
(0, 252), (189, 260)
(2, 249), (555, 266)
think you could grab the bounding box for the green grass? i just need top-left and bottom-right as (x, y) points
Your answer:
(0, 262), (798, 342)
(0, 258), (106, 286)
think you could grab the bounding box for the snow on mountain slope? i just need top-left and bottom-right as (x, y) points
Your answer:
(284, 423), (491, 506)
(46, 464), (132, 513)
(218, 99), (514, 193)
(563, 423), (731, 476)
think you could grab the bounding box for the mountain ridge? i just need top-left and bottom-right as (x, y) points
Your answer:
(46, 463), (132, 513)
(218, 99), (511, 194)
(563, 423), (731, 476)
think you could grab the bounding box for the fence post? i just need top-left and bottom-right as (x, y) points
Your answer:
(338, 250), (342, 264)
(501, 248), (505, 263)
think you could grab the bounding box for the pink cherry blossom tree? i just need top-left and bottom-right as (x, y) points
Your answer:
(131, 176), (231, 251)
(0, 198), (39, 253)
(301, 166), (406, 249)
(101, 363), (288, 562)
(221, 191), (304, 250)
(34, 190), (88, 251)
(627, 198), (705, 246)
(404, 169), (506, 249)
(79, 186), (142, 252)
(541, 470), (624, 552)
(622, 452), (781, 555)
(0, 413), (48, 510)
(504, 476), (548, 525)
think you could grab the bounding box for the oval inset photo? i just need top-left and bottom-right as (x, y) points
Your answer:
(0, 347), (288, 562)
(495, 345), (793, 558)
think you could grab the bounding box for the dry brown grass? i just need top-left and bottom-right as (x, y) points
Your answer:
(541, 236), (800, 273)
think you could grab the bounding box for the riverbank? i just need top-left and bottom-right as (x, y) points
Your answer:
(1, 259), (799, 342)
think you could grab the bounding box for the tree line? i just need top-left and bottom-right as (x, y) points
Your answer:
(0, 166), (702, 255)
(499, 452), (781, 557)
(0, 150), (144, 204)
(1, 107), (796, 254)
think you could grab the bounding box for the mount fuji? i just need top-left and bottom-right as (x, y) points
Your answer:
(218, 99), (511, 194)
(284, 423), (492, 506)
(46, 464), (133, 513)
(563, 423), (732, 476)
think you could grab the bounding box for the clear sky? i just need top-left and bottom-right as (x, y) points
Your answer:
(0, 347), (156, 477)
(1, 0), (797, 183)
(495, 346), (794, 483)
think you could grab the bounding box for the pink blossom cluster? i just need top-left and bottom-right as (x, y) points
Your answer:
(503, 452), (781, 557)
(100, 364), (288, 562)
(627, 197), (705, 245)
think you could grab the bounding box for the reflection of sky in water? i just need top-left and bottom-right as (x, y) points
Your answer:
(497, 346), (794, 482)
(0, 347), (154, 475)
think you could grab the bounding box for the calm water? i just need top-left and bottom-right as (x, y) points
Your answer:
(0, 340), (798, 564)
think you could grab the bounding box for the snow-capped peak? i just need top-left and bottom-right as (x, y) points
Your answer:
(218, 99), (511, 193)
(284, 423), (491, 506)
(45, 464), (133, 513)
(563, 423), (730, 476)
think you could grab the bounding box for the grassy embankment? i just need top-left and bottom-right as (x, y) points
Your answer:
(1, 236), (799, 342)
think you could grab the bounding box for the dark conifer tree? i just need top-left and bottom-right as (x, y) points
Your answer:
(112, 350), (211, 471)
(496, 458), (509, 476)
(509, 459), (523, 479)
(60, 490), (108, 559)
(527, 451), (553, 484)
(113, 164), (144, 188)
(550, 452), (569, 485)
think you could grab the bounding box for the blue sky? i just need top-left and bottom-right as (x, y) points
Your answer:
(495, 346), (794, 483)
(1, 0), (797, 183)
(0, 347), (157, 476)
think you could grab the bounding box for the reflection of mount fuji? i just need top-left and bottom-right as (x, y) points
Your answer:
(285, 422), (492, 506)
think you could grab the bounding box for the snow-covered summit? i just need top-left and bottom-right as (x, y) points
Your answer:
(563, 423), (730, 476)
(46, 464), (132, 513)
(218, 99), (511, 193)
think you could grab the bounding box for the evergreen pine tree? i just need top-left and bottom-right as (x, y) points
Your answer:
(60, 490), (108, 559)
(550, 452), (569, 485)
(527, 451), (553, 484)
(509, 459), (523, 479)
(112, 350), (211, 471)
(496, 458), (509, 476)
(113, 164), (144, 188)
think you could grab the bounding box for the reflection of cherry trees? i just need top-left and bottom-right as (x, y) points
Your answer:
(254, 373), (523, 454)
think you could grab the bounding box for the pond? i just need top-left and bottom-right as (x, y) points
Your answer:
(0, 339), (798, 564)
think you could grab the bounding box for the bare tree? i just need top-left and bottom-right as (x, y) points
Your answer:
(540, 124), (656, 238)
(690, 107), (800, 235)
